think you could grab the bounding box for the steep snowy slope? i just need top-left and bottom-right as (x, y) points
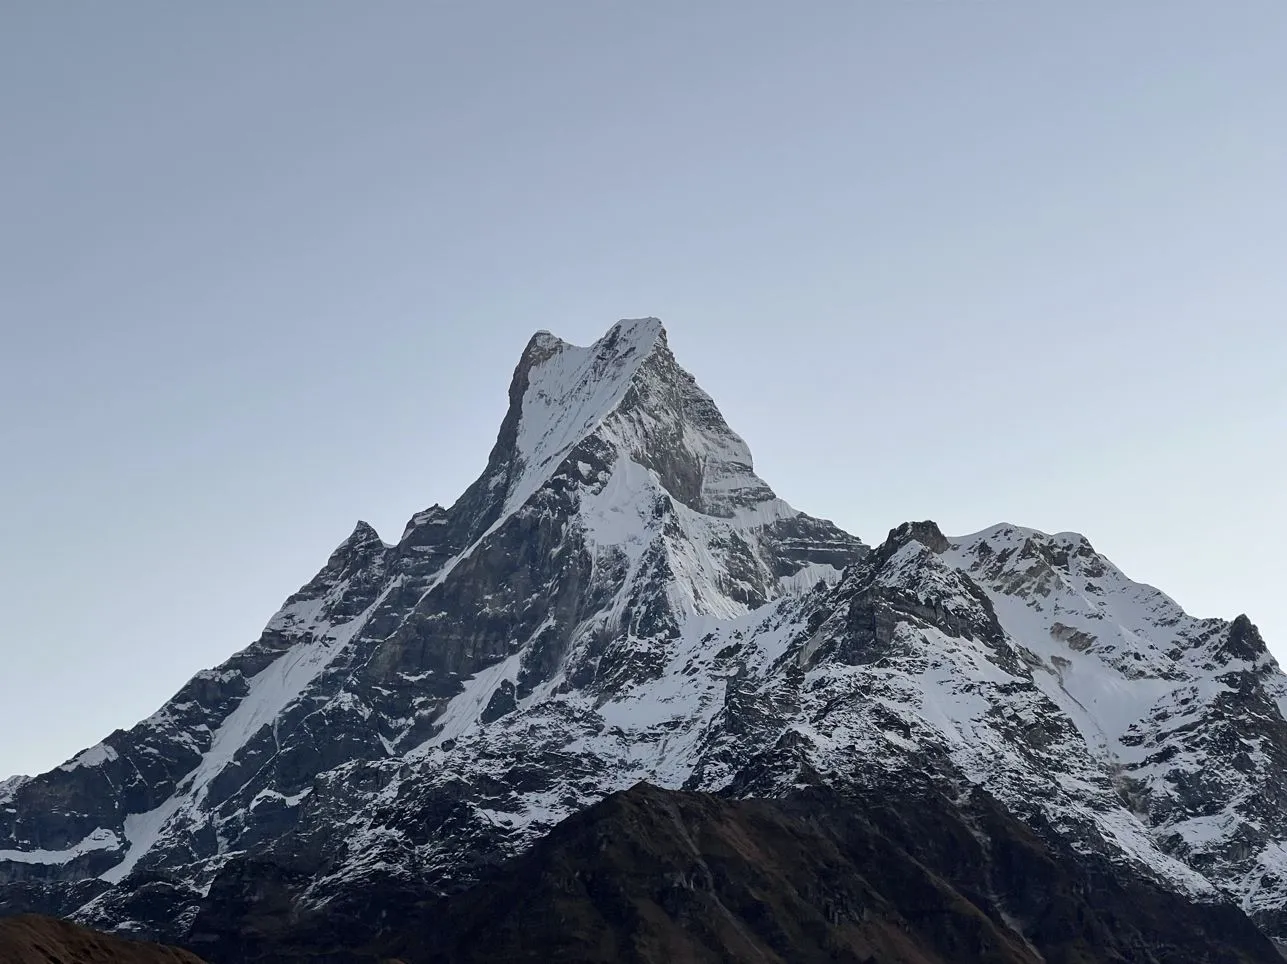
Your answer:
(0, 319), (863, 928)
(946, 525), (1287, 934)
(176, 516), (1285, 956)
(1, 319), (1284, 958)
(312, 518), (1278, 913)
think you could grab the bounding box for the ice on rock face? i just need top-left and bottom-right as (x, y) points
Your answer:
(0, 776), (28, 807)
(0, 828), (121, 867)
(503, 319), (666, 516)
(938, 523), (1287, 915)
(941, 523), (1267, 759)
(58, 744), (120, 772)
(2, 319), (1285, 946)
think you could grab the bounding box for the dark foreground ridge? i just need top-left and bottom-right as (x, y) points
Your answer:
(415, 783), (1283, 964)
(188, 783), (1282, 964)
(0, 914), (206, 964)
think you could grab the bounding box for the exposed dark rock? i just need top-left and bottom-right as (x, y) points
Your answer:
(389, 783), (1282, 964)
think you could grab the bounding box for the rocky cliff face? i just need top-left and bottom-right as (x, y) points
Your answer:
(1, 319), (1285, 960)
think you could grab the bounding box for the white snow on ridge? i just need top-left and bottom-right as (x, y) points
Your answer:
(408, 601), (807, 840)
(396, 321), (672, 621)
(926, 522), (1287, 901)
(506, 319), (664, 517)
(186, 617), (365, 809)
(576, 454), (836, 624)
(578, 456), (657, 573)
(59, 743), (119, 772)
(0, 774), (28, 805)
(419, 651), (525, 752)
(250, 787), (312, 810)
(100, 577), (404, 884)
(942, 524), (1213, 757)
(99, 797), (186, 884)
(0, 828), (119, 866)
(985, 587), (1179, 755)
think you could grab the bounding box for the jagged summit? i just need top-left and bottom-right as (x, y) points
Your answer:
(2, 319), (1285, 959)
(0, 317), (866, 922)
(490, 318), (670, 518)
(340, 520), (384, 550)
(467, 316), (766, 531)
(522, 316), (663, 361)
(399, 317), (860, 607)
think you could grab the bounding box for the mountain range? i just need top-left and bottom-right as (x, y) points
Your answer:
(2, 318), (1285, 962)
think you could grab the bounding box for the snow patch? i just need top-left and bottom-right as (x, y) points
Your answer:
(506, 319), (663, 516)
(59, 743), (119, 772)
(420, 652), (524, 751)
(0, 828), (120, 866)
(0, 774), (28, 805)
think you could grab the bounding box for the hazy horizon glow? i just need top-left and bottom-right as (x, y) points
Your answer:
(2, 3), (1285, 778)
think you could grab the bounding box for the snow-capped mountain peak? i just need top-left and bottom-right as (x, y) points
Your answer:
(2, 319), (1284, 953)
(0, 318), (865, 907)
(499, 318), (666, 516)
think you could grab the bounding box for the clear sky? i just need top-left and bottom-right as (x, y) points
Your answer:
(2, 2), (1284, 779)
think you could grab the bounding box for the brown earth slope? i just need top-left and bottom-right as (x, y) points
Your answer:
(0, 914), (206, 964)
(393, 782), (1281, 964)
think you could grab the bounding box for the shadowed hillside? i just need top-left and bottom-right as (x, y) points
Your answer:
(0, 914), (207, 964)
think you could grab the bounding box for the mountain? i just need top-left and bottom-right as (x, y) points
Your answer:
(0, 913), (206, 964)
(2, 318), (1285, 961)
(403, 782), (1282, 964)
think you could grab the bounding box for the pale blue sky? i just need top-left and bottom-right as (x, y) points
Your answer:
(2, 2), (1284, 778)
